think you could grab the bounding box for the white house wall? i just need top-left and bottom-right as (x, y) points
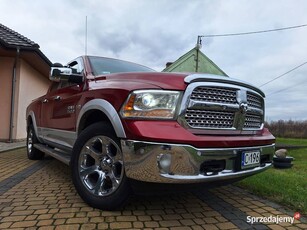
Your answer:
(15, 59), (50, 139)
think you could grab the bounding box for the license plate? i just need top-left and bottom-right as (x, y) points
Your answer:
(241, 150), (260, 169)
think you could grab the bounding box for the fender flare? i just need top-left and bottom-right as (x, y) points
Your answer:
(76, 99), (126, 138)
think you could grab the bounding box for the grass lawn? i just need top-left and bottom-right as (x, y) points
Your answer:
(277, 137), (307, 146)
(236, 138), (307, 215)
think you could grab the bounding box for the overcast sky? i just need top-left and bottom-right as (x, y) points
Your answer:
(1, 0), (307, 121)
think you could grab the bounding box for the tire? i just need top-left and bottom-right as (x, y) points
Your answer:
(71, 122), (131, 210)
(27, 124), (44, 160)
(273, 161), (293, 169)
(273, 156), (294, 163)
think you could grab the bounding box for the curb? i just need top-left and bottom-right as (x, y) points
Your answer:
(0, 141), (26, 153)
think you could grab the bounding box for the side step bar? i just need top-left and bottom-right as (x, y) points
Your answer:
(34, 144), (71, 165)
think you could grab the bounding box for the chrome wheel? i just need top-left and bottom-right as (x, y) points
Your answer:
(78, 136), (124, 196)
(27, 124), (44, 160)
(72, 122), (130, 210)
(27, 128), (33, 153)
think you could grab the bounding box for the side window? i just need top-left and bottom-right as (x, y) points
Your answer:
(69, 59), (84, 74)
(59, 58), (84, 89)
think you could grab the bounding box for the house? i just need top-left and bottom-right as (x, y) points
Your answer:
(162, 46), (227, 76)
(0, 23), (52, 142)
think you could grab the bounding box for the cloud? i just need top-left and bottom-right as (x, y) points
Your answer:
(1, 0), (307, 120)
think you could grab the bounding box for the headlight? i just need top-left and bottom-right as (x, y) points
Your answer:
(121, 90), (181, 119)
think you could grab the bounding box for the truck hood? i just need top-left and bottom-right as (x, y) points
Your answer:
(89, 72), (264, 97)
(90, 72), (189, 91)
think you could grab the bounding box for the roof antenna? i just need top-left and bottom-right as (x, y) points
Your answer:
(85, 16), (88, 55)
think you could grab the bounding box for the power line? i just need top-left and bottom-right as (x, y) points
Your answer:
(199, 23), (307, 38)
(197, 23), (307, 91)
(259, 62), (307, 87)
(267, 79), (307, 96)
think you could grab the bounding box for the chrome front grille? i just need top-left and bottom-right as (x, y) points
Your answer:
(185, 109), (234, 129)
(247, 92), (263, 109)
(244, 114), (263, 129)
(182, 83), (264, 131)
(190, 86), (237, 104)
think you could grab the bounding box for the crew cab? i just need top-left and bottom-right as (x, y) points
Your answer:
(26, 56), (275, 210)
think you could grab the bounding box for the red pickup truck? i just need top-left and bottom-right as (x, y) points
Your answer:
(26, 56), (275, 210)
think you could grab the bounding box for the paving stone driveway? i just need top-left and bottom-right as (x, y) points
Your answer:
(0, 148), (306, 230)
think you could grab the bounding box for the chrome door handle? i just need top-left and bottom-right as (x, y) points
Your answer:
(42, 99), (48, 103)
(54, 96), (61, 101)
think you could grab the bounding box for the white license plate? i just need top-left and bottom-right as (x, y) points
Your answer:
(241, 150), (261, 169)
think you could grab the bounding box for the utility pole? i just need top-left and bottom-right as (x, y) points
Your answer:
(195, 35), (203, 72)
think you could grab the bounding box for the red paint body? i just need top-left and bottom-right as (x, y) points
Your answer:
(27, 56), (275, 148)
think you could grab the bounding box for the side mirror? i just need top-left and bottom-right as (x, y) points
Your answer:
(50, 67), (84, 84)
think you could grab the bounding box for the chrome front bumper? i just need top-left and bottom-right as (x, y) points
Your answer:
(121, 140), (275, 183)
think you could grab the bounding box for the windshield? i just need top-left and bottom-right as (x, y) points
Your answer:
(88, 56), (155, 75)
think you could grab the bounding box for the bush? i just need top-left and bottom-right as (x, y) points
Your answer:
(265, 120), (307, 138)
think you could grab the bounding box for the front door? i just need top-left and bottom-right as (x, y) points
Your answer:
(41, 58), (84, 149)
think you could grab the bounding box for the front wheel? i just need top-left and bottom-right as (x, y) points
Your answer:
(71, 122), (131, 210)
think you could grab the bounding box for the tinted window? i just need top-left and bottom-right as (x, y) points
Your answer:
(88, 57), (155, 75)
(69, 59), (84, 74)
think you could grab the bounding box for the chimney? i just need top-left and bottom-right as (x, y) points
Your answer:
(165, 62), (173, 68)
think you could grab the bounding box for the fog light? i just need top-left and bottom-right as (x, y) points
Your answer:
(157, 153), (171, 174)
(139, 148), (145, 154)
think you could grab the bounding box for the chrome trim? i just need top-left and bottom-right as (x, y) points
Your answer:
(37, 127), (77, 149)
(161, 163), (271, 181)
(184, 74), (265, 97)
(34, 143), (71, 165)
(178, 81), (265, 134)
(77, 99), (126, 138)
(121, 140), (275, 183)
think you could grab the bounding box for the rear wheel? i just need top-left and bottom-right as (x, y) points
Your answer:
(27, 124), (44, 160)
(71, 122), (130, 210)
